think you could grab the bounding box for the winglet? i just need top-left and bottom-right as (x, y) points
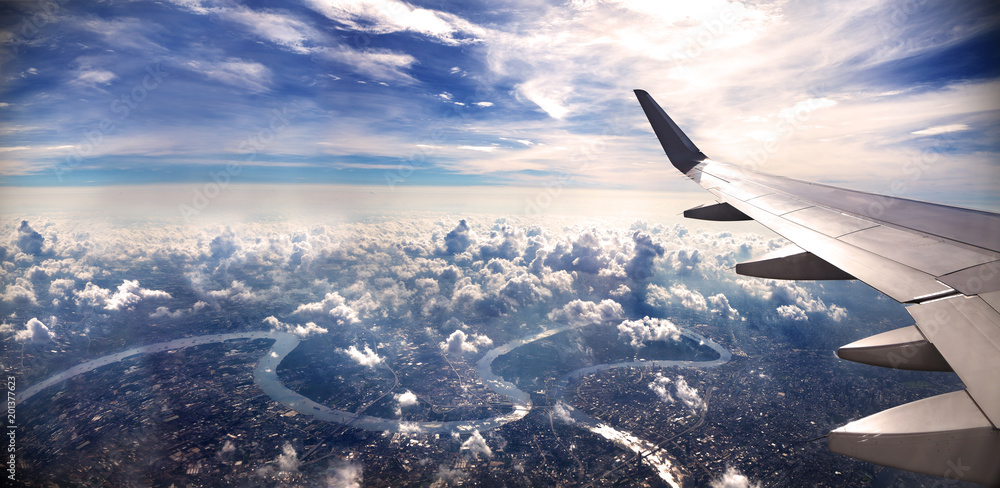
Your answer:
(634, 89), (707, 173)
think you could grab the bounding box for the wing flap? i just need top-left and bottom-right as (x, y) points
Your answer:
(938, 261), (1000, 296)
(908, 295), (1000, 427)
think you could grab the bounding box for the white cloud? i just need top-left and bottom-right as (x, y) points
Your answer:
(206, 280), (267, 304)
(324, 462), (364, 488)
(149, 306), (185, 319)
(344, 344), (384, 368)
(13, 317), (55, 343)
(709, 466), (761, 488)
(617, 316), (681, 347)
(276, 442), (299, 473)
(442, 329), (492, 356)
(398, 421), (424, 434)
(645, 283), (710, 312)
(293, 292), (360, 324)
(71, 68), (116, 89)
(708, 293), (741, 320)
(48, 278), (75, 298)
(218, 440), (236, 458)
(460, 430), (492, 459)
(669, 283), (708, 311)
(263, 316), (329, 337)
(827, 304), (848, 322)
(431, 465), (467, 487)
(394, 390), (418, 415)
(768, 281), (846, 321)
(911, 124), (969, 136)
(13, 220), (45, 255)
(2, 277), (37, 306)
(76, 280), (171, 311)
(221, 6), (322, 54)
(776, 304), (807, 321)
(551, 401), (576, 424)
(319, 45), (418, 81)
(517, 79), (570, 119)
(396, 390), (418, 408)
(648, 374), (705, 413)
(547, 299), (624, 326)
(303, 0), (484, 46)
(188, 58), (272, 93)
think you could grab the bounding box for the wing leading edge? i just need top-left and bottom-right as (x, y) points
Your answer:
(634, 89), (1000, 485)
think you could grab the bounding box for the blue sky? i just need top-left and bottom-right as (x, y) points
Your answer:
(1, 0), (998, 209)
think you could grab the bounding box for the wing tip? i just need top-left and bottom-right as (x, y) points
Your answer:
(632, 89), (706, 174)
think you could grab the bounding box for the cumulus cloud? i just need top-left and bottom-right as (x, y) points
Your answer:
(344, 344), (384, 368)
(396, 390), (418, 408)
(263, 316), (329, 337)
(645, 283), (708, 312)
(551, 401), (575, 424)
(442, 329), (492, 356)
(499, 273), (552, 307)
(430, 465), (467, 487)
(709, 466), (761, 488)
(14, 220), (44, 255)
(547, 299), (623, 326)
(75, 282), (110, 307)
(625, 231), (664, 280)
(769, 281), (846, 321)
(546, 230), (609, 274)
(671, 248), (702, 276)
(479, 226), (522, 261)
(74, 280), (171, 311)
(708, 293), (741, 321)
(398, 421), (425, 434)
(206, 280), (266, 304)
(149, 306), (185, 319)
(324, 462), (363, 488)
(617, 316), (681, 347)
(12, 317), (55, 343)
(220, 440), (236, 454)
(669, 284), (708, 312)
(275, 442), (299, 473)
(2, 277), (37, 306)
(443, 219), (472, 254)
(394, 390), (419, 416)
(649, 374), (705, 414)
(48, 278), (75, 298)
(293, 292), (360, 324)
(776, 304), (808, 321)
(644, 283), (671, 309)
(460, 430), (492, 459)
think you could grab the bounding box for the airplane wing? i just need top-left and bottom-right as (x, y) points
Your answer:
(634, 89), (1000, 485)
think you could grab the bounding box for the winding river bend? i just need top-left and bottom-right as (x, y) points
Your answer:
(19, 325), (731, 487)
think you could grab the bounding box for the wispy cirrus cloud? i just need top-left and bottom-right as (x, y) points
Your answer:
(0, 0), (995, 209)
(302, 0), (485, 45)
